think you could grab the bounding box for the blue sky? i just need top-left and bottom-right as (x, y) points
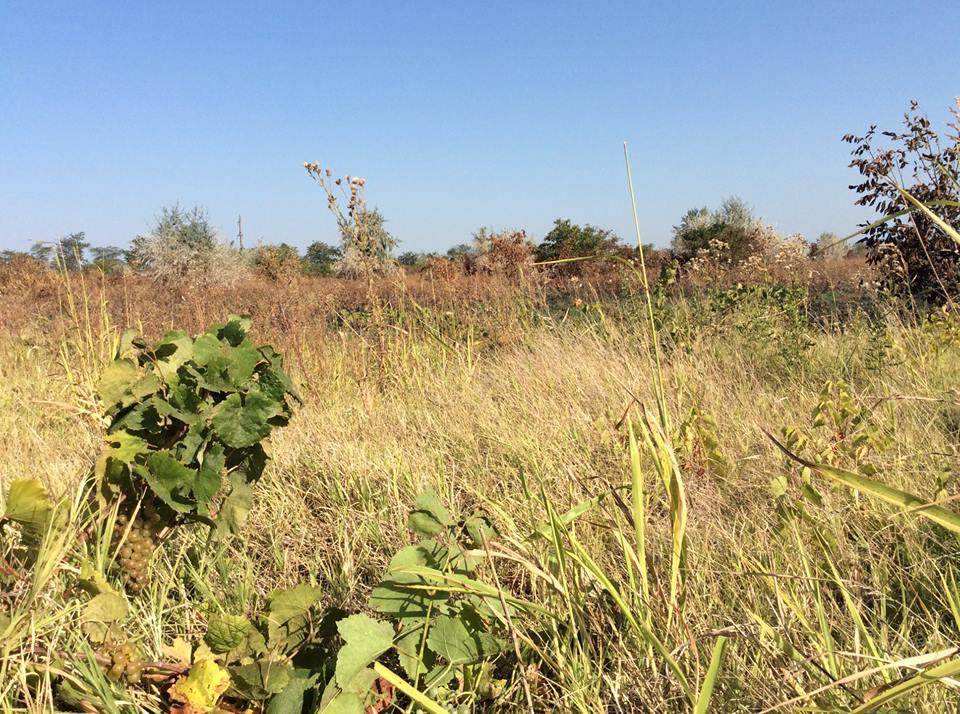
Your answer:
(1, 1), (958, 254)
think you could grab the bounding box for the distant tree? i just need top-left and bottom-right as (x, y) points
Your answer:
(0, 249), (31, 263)
(398, 251), (436, 268)
(671, 197), (770, 264)
(446, 244), (472, 260)
(89, 246), (127, 272)
(534, 219), (621, 263)
(467, 227), (534, 277)
(845, 100), (960, 303)
(55, 232), (90, 271)
(30, 241), (55, 264)
(809, 232), (848, 259)
(303, 240), (342, 276)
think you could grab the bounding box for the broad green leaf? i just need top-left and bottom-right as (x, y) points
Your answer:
(266, 668), (316, 714)
(230, 658), (293, 698)
(204, 614), (252, 653)
(264, 584), (322, 650)
(194, 443), (225, 512)
(77, 562), (120, 597)
(97, 358), (139, 405)
(369, 541), (449, 618)
(219, 315), (253, 345)
(2, 479), (52, 540)
(215, 473), (252, 537)
(143, 452), (199, 513)
(334, 614), (394, 692)
(193, 334), (260, 391)
(211, 390), (278, 448)
(153, 330), (194, 378)
(169, 659), (231, 713)
(394, 618), (435, 681)
(318, 690), (365, 714)
(426, 613), (504, 665)
(407, 488), (453, 537)
(464, 513), (497, 546)
(101, 432), (149, 464)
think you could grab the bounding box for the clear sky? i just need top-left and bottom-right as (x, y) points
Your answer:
(1, 1), (958, 254)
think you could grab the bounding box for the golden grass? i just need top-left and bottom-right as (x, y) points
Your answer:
(1, 269), (959, 711)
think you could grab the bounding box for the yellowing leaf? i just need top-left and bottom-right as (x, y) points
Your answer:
(169, 659), (230, 714)
(2, 479), (52, 541)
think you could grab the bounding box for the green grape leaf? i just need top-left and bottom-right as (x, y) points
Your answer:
(101, 432), (149, 464)
(77, 562), (120, 597)
(264, 584), (322, 650)
(81, 592), (128, 642)
(394, 618), (435, 681)
(215, 472), (252, 537)
(318, 688), (366, 714)
(192, 334), (260, 391)
(407, 488), (453, 537)
(334, 615), (394, 692)
(204, 614), (252, 654)
(153, 330), (194, 377)
(369, 540), (449, 618)
(266, 668), (317, 714)
(97, 358), (140, 405)
(194, 443), (225, 511)
(143, 452), (199, 513)
(218, 315), (252, 345)
(211, 390), (278, 449)
(230, 658), (293, 699)
(426, 612), (505, 665)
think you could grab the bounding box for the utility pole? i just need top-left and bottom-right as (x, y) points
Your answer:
(236, 215), (244, 250)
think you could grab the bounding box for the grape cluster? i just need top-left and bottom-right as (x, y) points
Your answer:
(101, 637), (143, 684)
(112, 507), (162, 594)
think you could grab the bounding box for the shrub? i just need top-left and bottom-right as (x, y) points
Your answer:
(671, 197), (772, 264)
(844, 99), (960, 304)
(465, 227), (534, 278)
(128, 205), (249, 287)
(252, 243), (302, 282)
(534, 218), (621, 263)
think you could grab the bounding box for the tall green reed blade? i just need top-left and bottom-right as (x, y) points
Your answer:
(850, 656), (960, 713)
(564, 534), (694, 703)
(766, 431), (960, 534)
(639, 412), (688, 629)
(623, 142), (670, 433)
(694, 636), (729, 714)
(627, 419), (651, 615)
(897, 189), (960, 247)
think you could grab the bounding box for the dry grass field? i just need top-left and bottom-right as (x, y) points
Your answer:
(2, 257), (960, 712)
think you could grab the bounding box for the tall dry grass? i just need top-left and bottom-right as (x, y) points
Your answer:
(2, 245), (959, 711)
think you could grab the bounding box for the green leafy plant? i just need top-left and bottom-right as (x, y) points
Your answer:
(94, 316), (300, 591)
(368, 488), (508, 708)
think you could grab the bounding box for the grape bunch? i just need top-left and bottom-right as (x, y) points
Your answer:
(112, 506), (163, 594)
(101, 637), (143, 684)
